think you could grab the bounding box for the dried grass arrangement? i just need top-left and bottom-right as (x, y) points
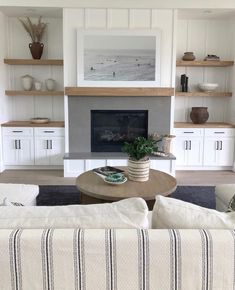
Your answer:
(19, 16), (47, 43)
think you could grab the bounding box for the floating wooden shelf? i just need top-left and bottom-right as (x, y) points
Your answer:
(65, 87), (174, 97)
(175, 91), (232, 97)
(175, 122), (235, 128)
(1, 121), (65, 127)
(5, 90), (64, 96)
(176, 60), (234, 67)
(4, 59), (63, 65)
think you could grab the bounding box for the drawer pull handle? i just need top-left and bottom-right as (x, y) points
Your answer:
(43, 131), (55, 133)
(183, 131), (194, 134)
(12, 130), (23, 133)
(214, 132), (225, 134)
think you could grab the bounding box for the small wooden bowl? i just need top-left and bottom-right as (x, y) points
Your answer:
(30, 118), (50, 124)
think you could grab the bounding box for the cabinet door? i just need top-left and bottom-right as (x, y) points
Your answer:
(174, 137), (188, 166)
(35, 137), (50, 165)
(49, 137), (65, 165)
(2, 137), (18, 165)
(17, 137), (34, 165)
(218, 138), (235, 166)
(187, 137), (203, 166)
(203, 137), (235, 166)
(174, 136), (203, 166)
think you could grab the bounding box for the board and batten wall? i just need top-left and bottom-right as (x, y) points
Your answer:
(175, 18), (233, 123)
(4, 16), (64, 121)
(63, 8), (176, 152)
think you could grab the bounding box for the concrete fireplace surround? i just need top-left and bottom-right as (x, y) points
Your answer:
(64, 88), (176, 177)
(68, 96), (171, 152)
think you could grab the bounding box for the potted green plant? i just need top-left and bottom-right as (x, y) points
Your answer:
(19, 16), (47, 59)
(122, 136), (157, 182)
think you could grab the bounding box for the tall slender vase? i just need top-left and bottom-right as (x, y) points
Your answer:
(29, 42), (44, 59)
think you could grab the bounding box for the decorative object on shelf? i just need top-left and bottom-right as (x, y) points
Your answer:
(162, 135), (175, 154)
(34, 81), (42, 91)
(204, 54), (220, 61)
(182, 52), (195, 61)
(19, 16), (47, 59)
(190, 107), (209, 124)
(45, 78), (56, 91)
(198, 83), (218, 92)
(21, 74), (33, 91)
(180, 74), (189, 92)
(30, 117), (50, 124)
(122, 136), (157, 182)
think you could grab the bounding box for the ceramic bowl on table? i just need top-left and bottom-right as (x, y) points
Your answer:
(198, 83), (218, 92)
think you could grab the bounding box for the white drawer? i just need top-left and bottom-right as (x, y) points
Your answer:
(2, 127), (33, 136)
(174, 128), (203, 136)
(34, 128), (65, 137)
(204, 128), (235, 137)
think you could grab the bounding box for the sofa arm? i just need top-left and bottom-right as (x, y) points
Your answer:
(215, 184), (235, 211)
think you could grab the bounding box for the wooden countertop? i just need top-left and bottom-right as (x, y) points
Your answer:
(174, 122), (235, 128)
(1, 121), (65, 127)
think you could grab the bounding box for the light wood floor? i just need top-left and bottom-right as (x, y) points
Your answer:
(0, 169), (235, 186)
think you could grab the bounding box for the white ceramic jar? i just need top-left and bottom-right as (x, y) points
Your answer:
(21, 75), (33, 91)
(34, 81), (42, 91)
(45, 78), (56, 91)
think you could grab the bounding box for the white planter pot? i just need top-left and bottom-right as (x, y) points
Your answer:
(128, 158), (150, 182)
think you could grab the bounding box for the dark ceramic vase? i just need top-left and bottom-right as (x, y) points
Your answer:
(190, 107), (209, 124)
(29, 42), (44, 59)
(182, 52), (195, 61)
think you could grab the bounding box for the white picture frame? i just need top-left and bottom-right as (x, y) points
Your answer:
(77, 29), (161, 87)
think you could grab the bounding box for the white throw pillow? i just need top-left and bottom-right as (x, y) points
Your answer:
(0, 197), (149, 229)
(152, 195), (235, 229)
(0, 183), (39, 205)
(0, 197), (24, 206)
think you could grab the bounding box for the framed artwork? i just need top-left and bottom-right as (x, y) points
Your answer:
(77, 29), (161, 87)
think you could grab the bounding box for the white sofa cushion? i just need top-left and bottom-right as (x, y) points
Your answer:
(0, 197), (148, 229)
(215, 184), (235, 212)
(0, 183), (39, 206)
(152, 195), (235, 229)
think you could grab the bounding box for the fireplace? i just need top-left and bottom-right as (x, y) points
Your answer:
(91, 110), (148, 152)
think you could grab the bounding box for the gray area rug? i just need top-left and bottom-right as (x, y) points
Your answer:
(37, 185), (216, 209)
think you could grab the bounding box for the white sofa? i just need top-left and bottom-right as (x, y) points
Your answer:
(0, 185), (234, 290)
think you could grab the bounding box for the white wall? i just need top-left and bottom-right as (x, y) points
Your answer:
(5, 16), (64, 121)
(175, 18), (233, 123)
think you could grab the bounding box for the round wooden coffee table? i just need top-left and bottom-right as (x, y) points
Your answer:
(76, 167), (177, 209)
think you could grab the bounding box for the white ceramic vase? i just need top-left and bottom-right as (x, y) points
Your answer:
(45, 78), (56, 91)
(34, 81), (42, 91)
(21, 75), (33, 91)
(128, 158), (150, 182)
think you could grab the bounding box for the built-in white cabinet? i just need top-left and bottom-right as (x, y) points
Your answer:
(203, 129), (235, 167)
(174, 128), (203, 167)
(2, 128), (34, 165)
(34, 128), (65, 165)
(174, 127), (235, 169)
(2, 126), (64, 167)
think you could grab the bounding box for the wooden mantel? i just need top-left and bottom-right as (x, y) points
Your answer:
(65, 87), (174, 97)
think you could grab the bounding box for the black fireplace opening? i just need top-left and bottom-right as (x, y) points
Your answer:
(91, 110), (148, 152)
